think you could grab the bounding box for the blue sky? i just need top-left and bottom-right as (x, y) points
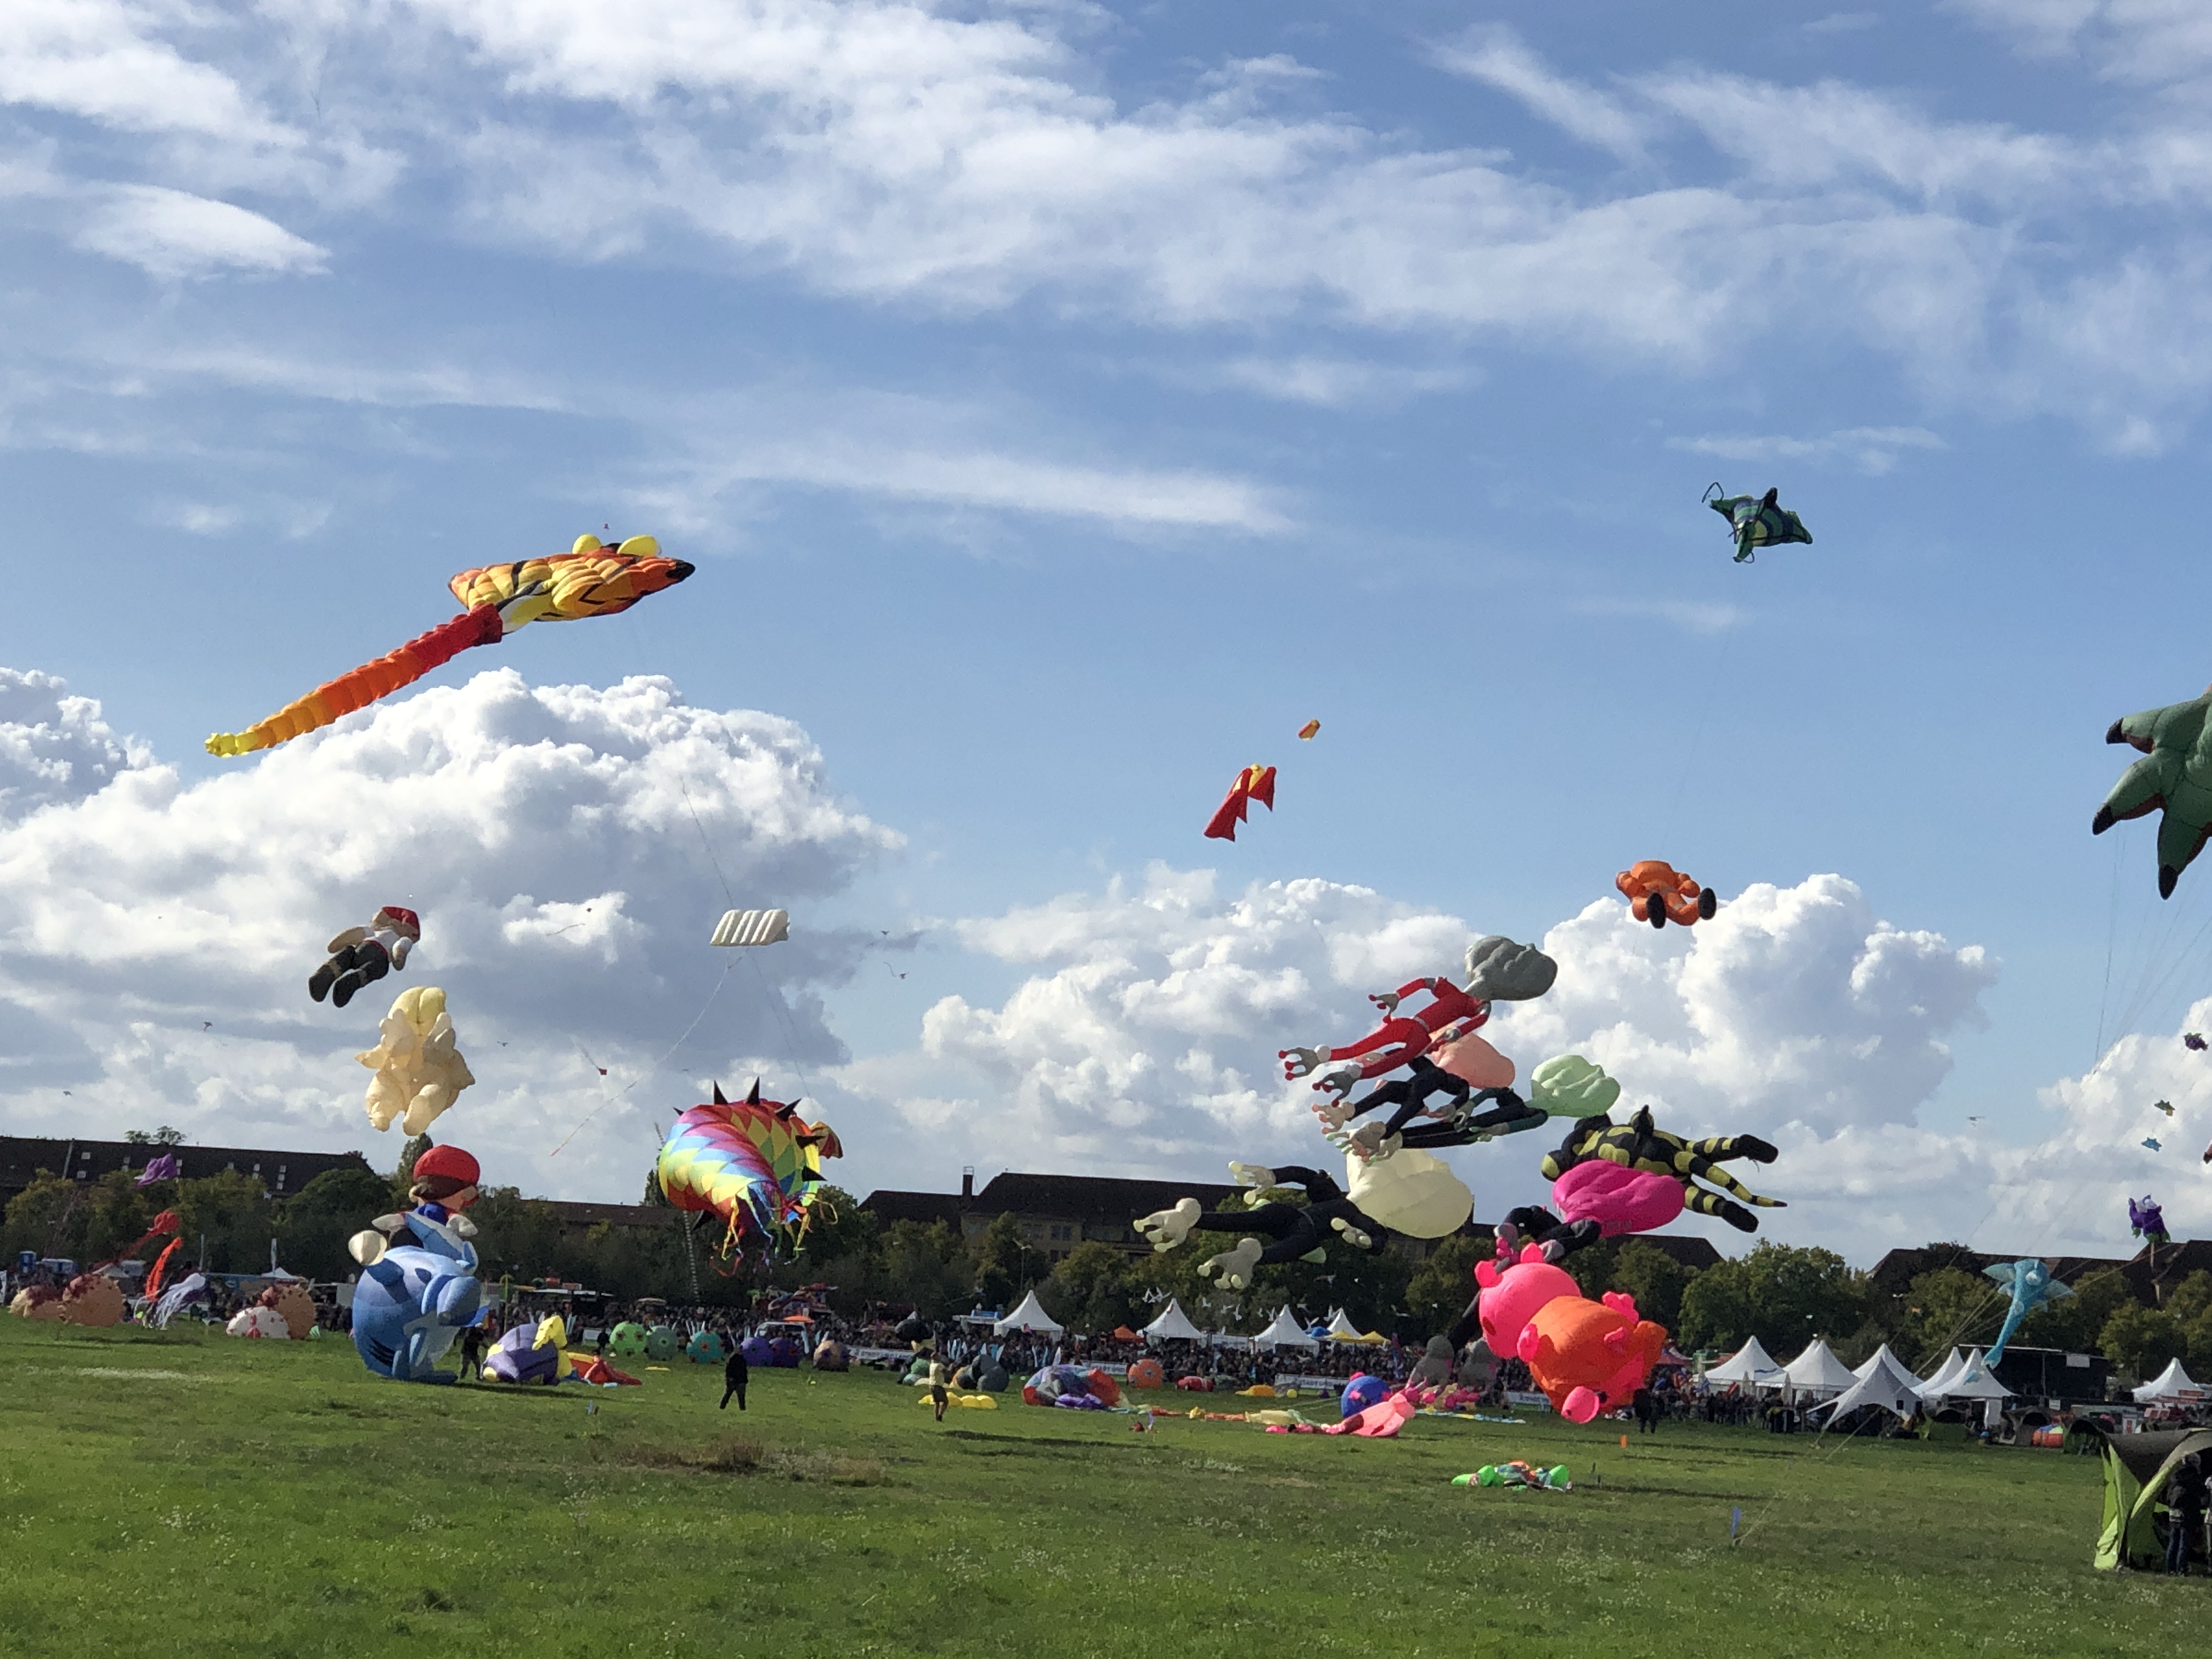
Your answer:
(5, 1), (2212, 1262)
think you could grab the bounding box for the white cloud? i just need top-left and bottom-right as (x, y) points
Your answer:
(1947, 1), (2212, 82)
(0, 669), (151, 822)
(71, 184), (328, 278)
(849, 867), (2006, 1262)
(0, 0), (289, 140)
(1212, 355), (1471, 408)
(0, 665), (899, 1202)
(1669, 425), (1946, 475)
(1431, 26), (1651, 160)
(1806, 12), (1882, 32)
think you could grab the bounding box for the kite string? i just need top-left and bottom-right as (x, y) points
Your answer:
(548, 961), (736, 1157)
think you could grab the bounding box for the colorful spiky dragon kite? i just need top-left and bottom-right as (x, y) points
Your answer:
(205, 534), (694, 756)
(654, 1080), (842, 1262)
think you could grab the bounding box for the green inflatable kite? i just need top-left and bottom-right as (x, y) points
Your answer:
(1706, 484), (1812, 563)
(2095, 688), (2212, 896)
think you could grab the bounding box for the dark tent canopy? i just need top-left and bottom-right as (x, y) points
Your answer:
(2089, 1426), (2212, 1568)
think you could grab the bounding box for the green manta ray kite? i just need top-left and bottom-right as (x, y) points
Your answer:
(2094, 686), (2212, 896)
(1706, 484), (1812, 563)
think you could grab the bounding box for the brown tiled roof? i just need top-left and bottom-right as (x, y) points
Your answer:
(540, 1200), (672, 1231)
(1869, 1244), (2134, 1296)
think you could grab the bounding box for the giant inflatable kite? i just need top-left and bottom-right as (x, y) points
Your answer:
(1982, 1258), (2072, 1368)
(311, 907), (420, 1008)
(1444, 1245), (1667, 1422)
(357, 986), (475, 1137)
(1284, 938), (1559, 1156)
(348, 1206), (482, 1382)
(654, 1080), (842, 1261)
(2094, 687), (2212, 896)
(205, 535), (693, 756)
(1705, 484), (1812, 563)
(1616, 861), (1718, 928)
(1541, 1105), (1782, 1233)
(1134, 1152), (1474, 1288)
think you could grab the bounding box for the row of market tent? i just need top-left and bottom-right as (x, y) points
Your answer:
(1704, 1334), (2024, 1419)
(985, 1291), (1387, 1348)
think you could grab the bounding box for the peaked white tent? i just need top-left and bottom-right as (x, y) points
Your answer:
(1253, 1306), (1321, 1349)
(1822, 1346), (1925, 1421)
(2134, 1358), (2207, 1403)
(1139, 1299), (1207, 1342)
(993, 1290), (1064, 1336)
(1325, 1308), (1364, 1340)
(1923, 1349), (2010, 1402)
(1704, 1337), (1784, 1386)
(1780, 1339), (1858, 1398)
(1917, 1347), (1969, 1398)
(1852, 1342), (1908, 1380)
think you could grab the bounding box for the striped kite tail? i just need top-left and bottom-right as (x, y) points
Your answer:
(205, 606), (504, 757)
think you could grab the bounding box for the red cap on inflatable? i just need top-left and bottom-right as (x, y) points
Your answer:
(411, 1144), (479, 1187)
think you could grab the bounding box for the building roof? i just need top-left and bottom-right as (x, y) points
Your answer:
(859, 1171), (1243, 1228)
(0, 1135), (377, 1200)
(1869, 1244), (2132, 1296)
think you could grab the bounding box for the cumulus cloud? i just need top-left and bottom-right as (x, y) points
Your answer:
(850, 866), (2009, 1260)
(0, 665), (897, 1201)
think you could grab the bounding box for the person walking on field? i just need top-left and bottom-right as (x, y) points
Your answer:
(928, 1352), (950, 1423)
(2166, 1454), (2205, 1575)
(720, 1344), (749, 1412)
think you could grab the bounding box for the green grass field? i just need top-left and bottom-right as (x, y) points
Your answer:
(3, 1318), (2206, 1658)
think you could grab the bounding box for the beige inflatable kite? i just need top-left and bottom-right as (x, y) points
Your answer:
(358, 985), (475, 1136)
(60, 1273), (125, 1327)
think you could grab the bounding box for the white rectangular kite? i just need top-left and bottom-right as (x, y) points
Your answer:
(710, 908), (791, 947)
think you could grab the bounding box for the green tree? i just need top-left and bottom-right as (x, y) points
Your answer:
(2102, 1303), (2189, 1382)
(1039, 1242), (1135, 1333)
(1678, 1244), (1866, 1357)
(276, 1166), (394, 1282)
(1404, 1234), (1484, 1337)
(173, 1169), (276, 1274)
(3, 1171), (88, 1261)
(1898, 1267), (2006, 1369)
(1677, 1257), (1755, 1353)
(2017, 1267), (2137, 1353)
(1609, 1240), (1694, 1331)
(882, 1220), (972, 1319)
(971, 1213), (1028, 1312)
(1561, 1237), (1621, 1301)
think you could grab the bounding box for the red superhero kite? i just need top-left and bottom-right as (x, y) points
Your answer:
(1204, 765), (1276, 842)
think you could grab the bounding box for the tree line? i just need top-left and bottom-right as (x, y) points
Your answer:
(10, 1141), (2203, 1380)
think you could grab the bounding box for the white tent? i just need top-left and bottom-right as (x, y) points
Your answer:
(1139, 1299), (1207, 1343)
(1324, 1308), (1364, 1340)
(1916, 1347), (1968, 1398)
(992, 1290), (1064, 1336)
(1852, 1342), (1908, 1380)
(1923, 1349), (2010, 1402)
(2134, 1358), (2208, 1403)
(1252, 1306), (1320, 1350)
(1821, 1346), (1925, 1421)
(1780, 1339), (1858, 1398)
(1704, 1337), (1784, 1386)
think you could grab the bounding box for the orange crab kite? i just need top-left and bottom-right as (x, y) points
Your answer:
(205, 535), (694, 756)
(1615, 860), (1718, 928)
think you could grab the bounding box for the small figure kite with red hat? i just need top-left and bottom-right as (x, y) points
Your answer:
(311, 906), (421, 1008)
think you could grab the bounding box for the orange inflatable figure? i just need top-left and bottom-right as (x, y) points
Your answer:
(1515, 1289), (1668, 1423)
(1615, 861), (1718, 928)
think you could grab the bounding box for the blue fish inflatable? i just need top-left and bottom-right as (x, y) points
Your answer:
(351, 1211), (482, 1383)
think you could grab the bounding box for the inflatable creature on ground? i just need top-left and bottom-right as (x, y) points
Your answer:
(206, 534), (693, 755)
(2092, 686), (2212, 898)
(311, 906), (420, 1009)
(1136, 1149), (1474, 1289)
(1455, 1462), (1572, 1491)
(345, 1144), (485, 1382)
(1705, 483), (1812, 564)
(1539, 1105), (1782, 1234)
(1615, 861), (1719, 928)
(483, 1316), (574, 1384)
(1285, 936), (1559, 1159)
(655, 1080), (841, 1263)
(357, 986), (475, 1136)
(1443, 1245), (1668, 1423)
(1982, 1259), (2072, 1369)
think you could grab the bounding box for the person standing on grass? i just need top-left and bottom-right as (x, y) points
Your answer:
(721, 1343), (749, 1412)
(2166, 1454), (2205, 1575)
(928, 1351), (950, 1423)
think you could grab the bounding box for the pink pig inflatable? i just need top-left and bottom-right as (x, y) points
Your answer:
(1472, 1244), (1579, 1356)
(1516, 1290), (1668, 1423)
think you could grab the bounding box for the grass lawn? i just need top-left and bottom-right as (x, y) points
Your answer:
(2, 1318), (2205, 1658)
